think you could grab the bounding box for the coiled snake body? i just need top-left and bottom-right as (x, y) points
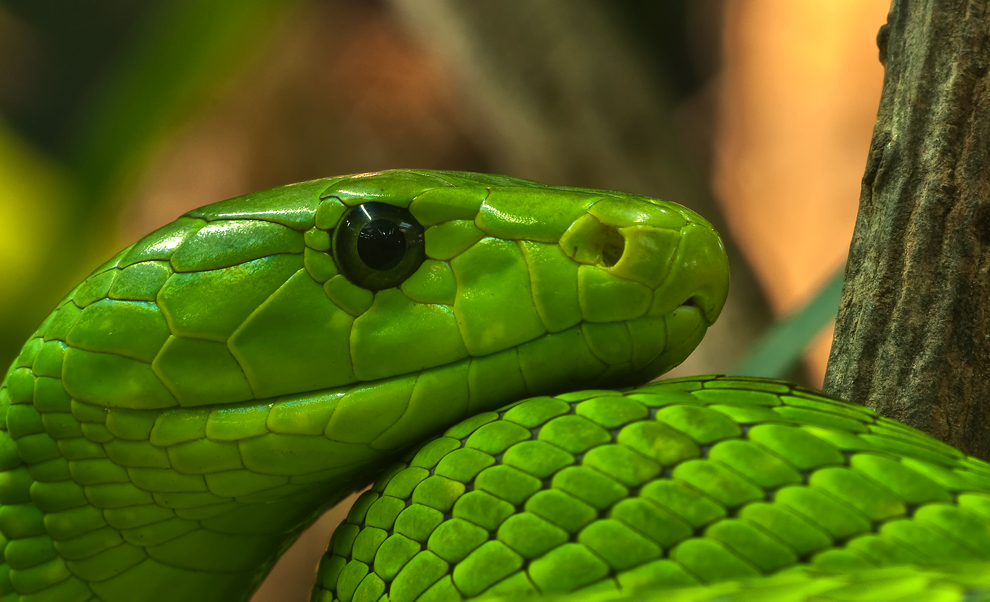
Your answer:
(1, 170), (989, 602)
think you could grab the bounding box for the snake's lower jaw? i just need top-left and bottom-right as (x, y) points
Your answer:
(609, 304), (710, 387)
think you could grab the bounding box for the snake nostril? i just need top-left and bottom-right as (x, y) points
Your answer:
(559, 214), (627, 268)
(600, 226), (625, 268)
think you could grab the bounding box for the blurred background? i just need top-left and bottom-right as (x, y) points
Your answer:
(0, 0), (887, 599)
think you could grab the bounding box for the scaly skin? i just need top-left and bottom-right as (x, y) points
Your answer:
(0, 170), (727, 601)
(7, 170), (990, 602)
(316, 376), (990, 602)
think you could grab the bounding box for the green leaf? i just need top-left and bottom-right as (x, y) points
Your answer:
(732, 267), (844, 378)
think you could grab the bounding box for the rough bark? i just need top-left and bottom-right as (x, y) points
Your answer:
(387, 0), (774, 375)
(824, 1), (990, 458)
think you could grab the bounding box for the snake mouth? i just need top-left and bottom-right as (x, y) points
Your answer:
(679, 295), (704, 316)
(680, 291), (720, 326)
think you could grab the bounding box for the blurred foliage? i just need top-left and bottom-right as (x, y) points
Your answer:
(0, 119), (70, 315)
(732, 268), (844, 378)
(604, 0), (722, 103)
(0, 0), (301, 370)
(0, 0), (154, 157)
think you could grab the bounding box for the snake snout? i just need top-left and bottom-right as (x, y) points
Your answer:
(645, 221), (729, 325)
(579, 197), (730, 326)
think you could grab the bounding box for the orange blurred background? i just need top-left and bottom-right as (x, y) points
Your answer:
(715, 0), (887, 384)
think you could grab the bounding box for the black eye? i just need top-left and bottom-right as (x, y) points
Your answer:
(333, 202), (426, 290)
(358, 219), (406, 270)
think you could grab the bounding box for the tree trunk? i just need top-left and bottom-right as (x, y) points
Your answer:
(824, 0), (990, 458)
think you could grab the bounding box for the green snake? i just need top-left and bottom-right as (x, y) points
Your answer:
(1, 169), (989, 602)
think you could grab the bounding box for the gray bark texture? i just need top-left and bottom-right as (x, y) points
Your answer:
(824, 1), (990, 458)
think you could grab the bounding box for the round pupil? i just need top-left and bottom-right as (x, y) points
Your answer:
(357, 219), (406, 271)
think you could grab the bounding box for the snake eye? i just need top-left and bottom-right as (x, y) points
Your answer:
(333, 202), (426, 290)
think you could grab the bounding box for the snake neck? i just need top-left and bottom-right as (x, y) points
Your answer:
(0, 339), (423, 602)
(0, 333), (627, 602)
(0, 414), (390, 602)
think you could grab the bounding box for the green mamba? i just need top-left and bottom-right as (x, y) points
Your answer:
(6, 170), (990, 602)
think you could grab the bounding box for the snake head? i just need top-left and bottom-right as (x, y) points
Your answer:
(32, 169), (729, 455)
(309, 169), (729, 394)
